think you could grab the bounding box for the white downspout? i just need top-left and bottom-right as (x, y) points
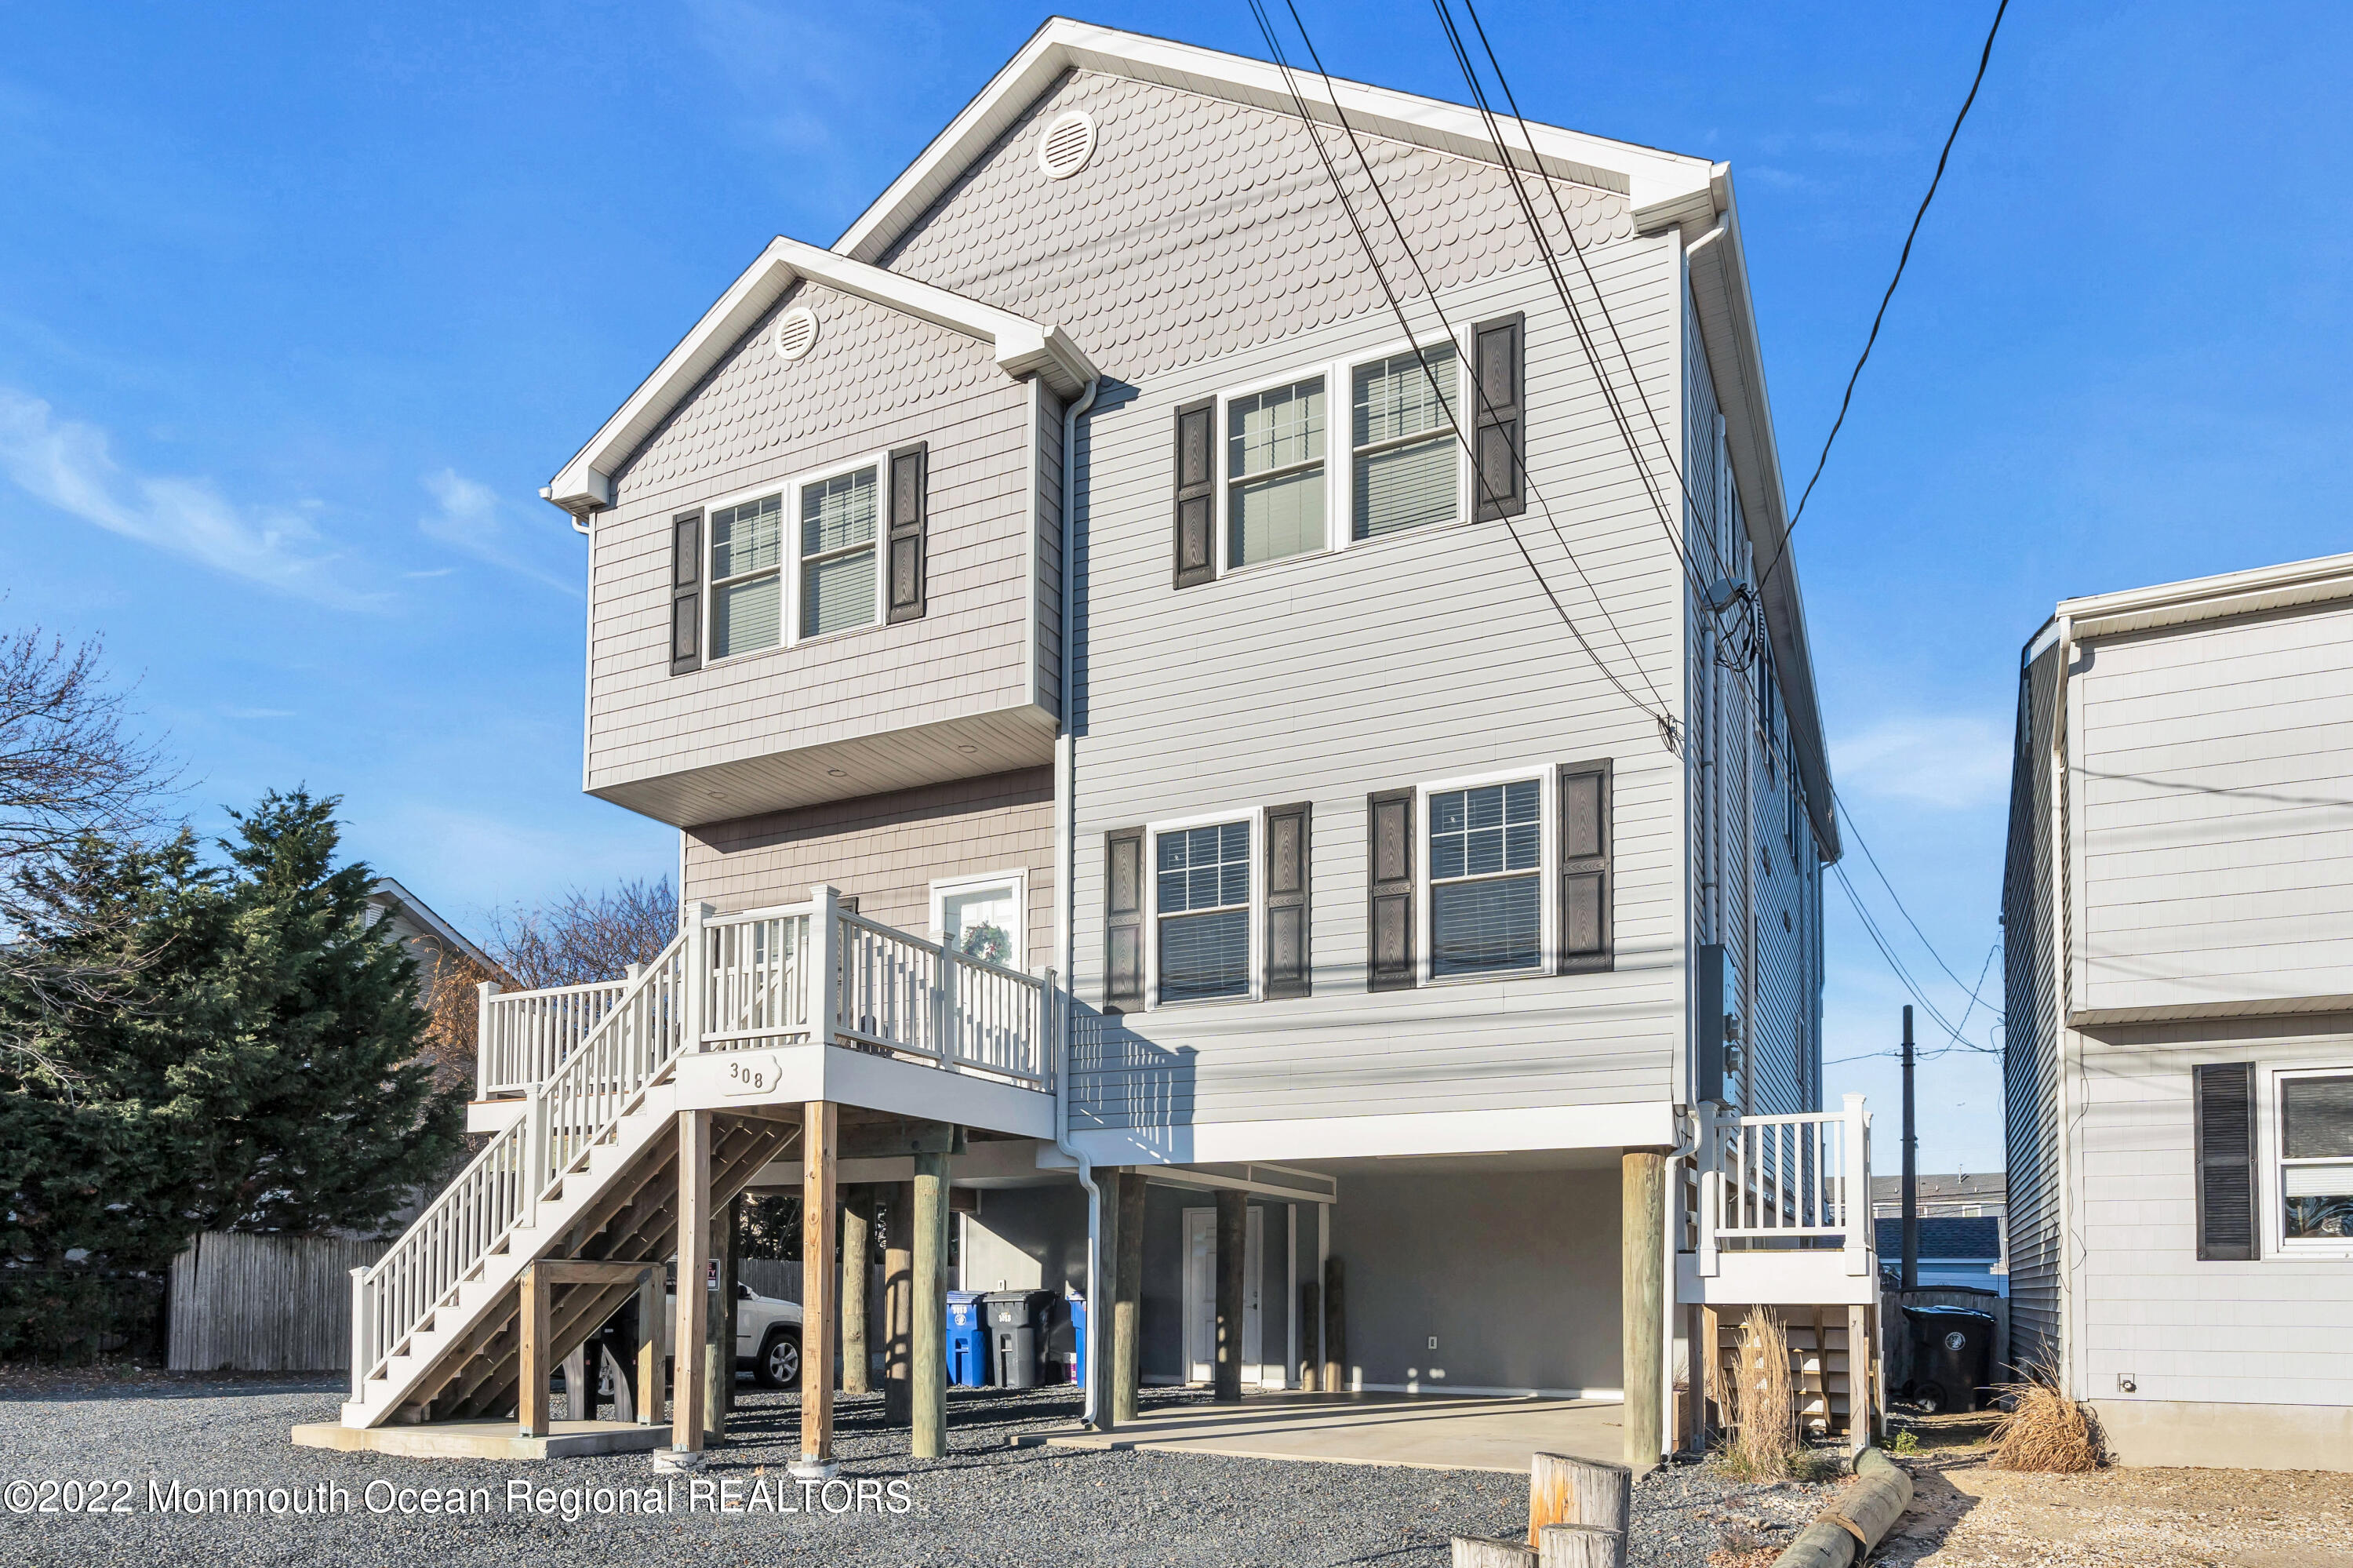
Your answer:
(2046, 613), (2076, 1399)
(1052, 375), (1102, 1426)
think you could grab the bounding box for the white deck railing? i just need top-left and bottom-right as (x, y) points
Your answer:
(476, 977), (631, 1097)
(356, 890), (1060, 1402)
(1697, 1093), (1874, 1279)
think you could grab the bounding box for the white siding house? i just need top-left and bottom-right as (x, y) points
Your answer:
(2005, 550), (2353, 1470)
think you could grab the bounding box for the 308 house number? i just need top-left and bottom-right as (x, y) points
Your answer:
(723, 1058), (772, 1097)
(6, 1479), (135, 1513)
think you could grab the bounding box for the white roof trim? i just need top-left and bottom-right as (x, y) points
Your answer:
(833, 16), (1718, 266)
(544, 235), (1095, 513)
(2058, 549), (2353, 642)
(366, 878), (496, 972)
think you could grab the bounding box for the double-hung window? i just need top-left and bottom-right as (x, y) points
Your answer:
(1227, 377), (1326, 569)
(1351, 344), (1459, 540)
(801, 465), (880, 638)
(1428, 779), (1543, 978)
(709, 493), (785, 659)
(1156, 820), (1252, 1002)
(2278, 1068), (2353, 1249)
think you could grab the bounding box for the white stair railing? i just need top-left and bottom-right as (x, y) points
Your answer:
(351, 927), (689, 1394)
(1697, 1093), (1873, 1278)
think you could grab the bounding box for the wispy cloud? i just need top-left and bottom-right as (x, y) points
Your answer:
(1832, 713), (2013, 811)
(417, 469), (578, 595)
(220, 705), (297, 720)
(0, 386), (380, 607)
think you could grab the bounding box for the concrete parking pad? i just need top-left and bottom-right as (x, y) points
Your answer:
(1021, 1391), (1624, 1473)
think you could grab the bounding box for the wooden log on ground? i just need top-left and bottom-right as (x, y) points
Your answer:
(1529, 1452), (1631, 1548)
(1768, 1446), (1912, 1568)
(1538, 1523), (1626, 1568)
(1452, 1536), (1537, 1568)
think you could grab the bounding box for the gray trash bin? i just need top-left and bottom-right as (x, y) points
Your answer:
(1901, 1304), (1997, 1414)
(984, 1290), (1053, 1390)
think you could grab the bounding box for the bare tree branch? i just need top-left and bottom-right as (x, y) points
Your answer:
(482, 877), (676, 990)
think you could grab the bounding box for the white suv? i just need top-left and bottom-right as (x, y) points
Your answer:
(660, 1282), (805, 1388)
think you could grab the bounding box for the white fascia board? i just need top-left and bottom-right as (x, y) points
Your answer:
(1066, 1101), (1678, 1166)
(832, 17), (1719, 267)
(544, 235), (1095, 514)
(365, 876), (496, 971)
(2058, 549), (2353, 642)
(1681, 176), (1839, 861)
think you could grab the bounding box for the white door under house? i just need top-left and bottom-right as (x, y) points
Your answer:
(1183, 1207), (1269, 1385)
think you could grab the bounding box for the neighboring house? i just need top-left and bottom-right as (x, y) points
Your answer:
(363, 876), (496, 1000)
(1868, 1170), (2007, 1221)
(1873, 1217), (2006, 1296)
(2005, 551), (2353, 1471)
(319, 20), (1865, 1472)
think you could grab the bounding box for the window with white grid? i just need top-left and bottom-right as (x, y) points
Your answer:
(1428, 779), (1542, 978)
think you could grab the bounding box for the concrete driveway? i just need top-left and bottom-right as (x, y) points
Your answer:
(1022, 1391), (1624, 1473)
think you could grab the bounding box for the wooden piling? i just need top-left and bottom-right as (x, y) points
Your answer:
(518, 1264), (549, 1438)
(672, 1109), (711, 1453)
(704, 1187), (739, 1442)
(1213, 1188), (1246, 1403)
(911, 1148), (949, 1457)
(1322, 1255), (1347, 1394)
(1112, 1169), (1145, 1425)
(1537, 1523), (1627, 1568)
(1529, 1452), (1631, 1548)
(1620, 1150), (1667, 1475)
(882, 1180), (913, 1426)
(842, 1184), (874, 1395)
(798, 1101), (838, 1470)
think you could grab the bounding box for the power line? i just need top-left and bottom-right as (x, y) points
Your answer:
(1835, 795), (2003, 1017)
(1758, 0), (2011, 598)
(1246, 0), (1680, 747)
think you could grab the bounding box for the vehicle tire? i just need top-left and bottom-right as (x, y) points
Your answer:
(1913, 1381), (1946, 1416)
(756, 1329), (801, 1389)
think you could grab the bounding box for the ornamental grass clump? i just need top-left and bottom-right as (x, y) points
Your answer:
(1991, 1359), (2102, 1472)
(1728, 1308), (1798, 1479)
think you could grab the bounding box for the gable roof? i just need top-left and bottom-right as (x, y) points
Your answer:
(365, 877), (495, 971)
(543, 236), (1094, 513)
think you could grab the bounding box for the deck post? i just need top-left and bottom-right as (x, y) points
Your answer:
(911, 1147), (950, 1457)
(882, 1181), (914, 1424)
(348, 1268), (369, 1400)
(794, 1101), (840, 1479)
(475, 980), (500, 1099)
(1213, 1188), (1246, 1403)
(671, 1108), (711, 1454)
(1111, 1169), (1145, 1424)
(1322, 1253), (1346, 1394)
(1621, 1149), (1668, 1475)
(808, 886), (842, 1047)
(1841, 1093), (1872, 1275)
(842, 1184), (875, 1394)
(704, 1187), (739, 1442)
(634, 1266), (662, 1426)
(518, 1263), (549, 1439)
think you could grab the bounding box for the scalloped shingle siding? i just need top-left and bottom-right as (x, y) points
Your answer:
(880, 70), (1634, 381)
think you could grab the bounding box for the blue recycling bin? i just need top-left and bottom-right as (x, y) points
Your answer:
(946, 1290), (990, 1388)
(1070, 1294), (1088, 1388)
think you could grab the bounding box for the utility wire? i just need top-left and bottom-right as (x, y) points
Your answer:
(1247, 0), (1679, 747)
(1758, 0), (2011, 598)
(1835, 796), (2003, 1017)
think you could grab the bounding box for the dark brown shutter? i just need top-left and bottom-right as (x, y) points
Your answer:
(1264, 802), (1312, 999)
(886, 441), (928, 624)
(1173, 397), (1216, 589)
(2195, 1062), (2258, 1261)
(1104, 828), (1145, 1013)
(1367, 789), (1416, 991)
(670, 508), (704, 675)
(1558, 759), (1613, 973)
(1471, 312), (1526, 522)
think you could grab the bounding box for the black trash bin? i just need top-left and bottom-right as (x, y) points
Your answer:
(1900, 1304), (1996, 1414)
(984, 1290), (1054, 1390)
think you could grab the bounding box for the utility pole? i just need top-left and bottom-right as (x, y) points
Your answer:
(1900, 1004), (1919, 1292)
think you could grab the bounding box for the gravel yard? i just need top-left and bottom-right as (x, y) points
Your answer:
(2, 1370), (1829, 1568)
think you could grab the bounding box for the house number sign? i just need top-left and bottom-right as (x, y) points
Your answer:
(722, 1056), (776, 1097)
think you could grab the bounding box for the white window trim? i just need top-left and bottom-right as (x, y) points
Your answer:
(1142, 806), (1264, 1010)
(927, 868), (1031, 963)
(1414, 764), (1555, 988)
(2260, 1060), (2353, 1261)
(1205, 328), (1472, 585)
(698, 448), (892, 669)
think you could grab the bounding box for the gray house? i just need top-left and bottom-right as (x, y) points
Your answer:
(311, 19), (1867, 1475)
(2006, 550), (2353, 1470)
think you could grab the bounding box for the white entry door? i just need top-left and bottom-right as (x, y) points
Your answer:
(1182, 1207), (1264, 1385)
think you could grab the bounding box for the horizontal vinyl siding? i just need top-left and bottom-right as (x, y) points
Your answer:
(2075, 602), (2353, 1014)
(2073, 1020), (2353, 1409)
(585, 279), (1041, 798)
(1066, 244), (1689, 1134)
(2004, 643), (2065, 1373)
(683, 769), (1055, 974)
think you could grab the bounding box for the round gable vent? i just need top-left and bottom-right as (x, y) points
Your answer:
(773, 307), (819, 362)
(1037, 110), (1097, 179)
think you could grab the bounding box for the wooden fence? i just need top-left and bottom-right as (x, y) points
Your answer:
(737, 1259), (803, 1304)
(168, 1232), (387, 1373)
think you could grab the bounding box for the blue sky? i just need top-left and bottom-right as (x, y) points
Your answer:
(5, 3), (2350, 1172)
